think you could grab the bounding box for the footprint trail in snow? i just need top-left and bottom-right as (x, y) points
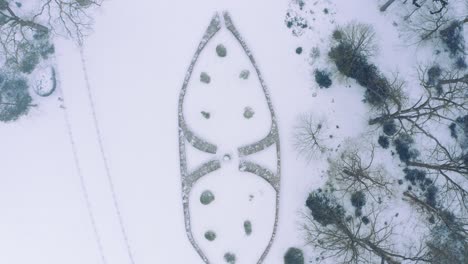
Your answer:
(178, 12), (281, 264)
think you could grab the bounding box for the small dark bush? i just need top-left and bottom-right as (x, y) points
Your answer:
(383, 120), (398, 136)
(314, 69), (332, 88)
(284, 247), (304, 264)
(355, 208), (363, 217)
(393, 134), (419, 163)
(440, 21), (465, 57)
(425, 185), (438, 208)
(361, 216), (370, 225)
(306, 190), (345, 226)
(403, 168), (427, 186)
(351, 191), (366, 209)
(332, 29), (343, 41)
(449, 123), (458, 139)
(224, 253), (236, 264)
(454, 57), (467, 69)
(378, 135), (390, 149)
(427, 65), (442, 86)
(296, 47), (303, 54)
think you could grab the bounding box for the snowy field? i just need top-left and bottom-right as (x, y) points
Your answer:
(0, 0), (466, 264)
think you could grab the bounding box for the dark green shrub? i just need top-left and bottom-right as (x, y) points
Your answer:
(306, 190), (345, 226)
(314, 69), (332, 88)
(383, 120), (397, 136)
(284, 247), (304, 264)
(351, 191), (366, 209)
(393, 134), (419, 163)
(378, 135), (390, 149)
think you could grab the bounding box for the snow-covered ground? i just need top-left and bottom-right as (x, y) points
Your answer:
(1, 0), (464, 263)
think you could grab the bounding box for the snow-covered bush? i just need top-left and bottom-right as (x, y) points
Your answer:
(314, 69), (332, 88)
(284, 247), (304, 264)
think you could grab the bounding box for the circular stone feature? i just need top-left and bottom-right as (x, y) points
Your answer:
(216, 44), (227, 57)
(200, 72), (211, 84)
(223, 154), (231, 161)
(201, 111), (211, 119)
(204, 231), (216, 241)
(244, 220), (252, 236)
(243, 107), (255, 119)
(200, 190), (215, 205)
(296, 47), (303, 54)
(239, 70), (250, 80)
(224, 252), (236, 263)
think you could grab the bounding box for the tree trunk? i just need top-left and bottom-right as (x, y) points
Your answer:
(380, 0), (397, 12)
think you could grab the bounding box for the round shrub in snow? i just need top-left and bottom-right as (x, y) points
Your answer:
(284, 247), (304, 264)
(239, 70), (250, 80)
(200, 190), (215, 205)
(378, 135), (390, 149)
(427, 65), (442, 86)
(350, 191), (366, 209)
(224, 252), (236, 263)
(383, 120), (397, 136)
(314, 69), (332, 88)
(243, 220), (252, 236)
(204, 231), (216, 241)
(306, 190), (345, 226)
(216, 44), (227, 57)
(295, 47), (303, 54)
(243, 107), (254, 119)
(0, 75), (33, 122)
(361, 216), (370, 225)
(425, 185), (438, 208)
(393, 134), (419, 163)
(200, 72), (211, 84)
(201, 111), (210, 119)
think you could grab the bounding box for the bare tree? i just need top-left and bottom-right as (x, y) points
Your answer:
(303, 191), (428, 264)
(369, 65), (468, 211)
(0, 0), (102, 63)
(328, 142), (393, 199)
(333, 22), (378, 61)
(293, 113), (329, 160)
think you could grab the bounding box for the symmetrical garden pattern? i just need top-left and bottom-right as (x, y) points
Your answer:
(178, 12), (281, 264)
